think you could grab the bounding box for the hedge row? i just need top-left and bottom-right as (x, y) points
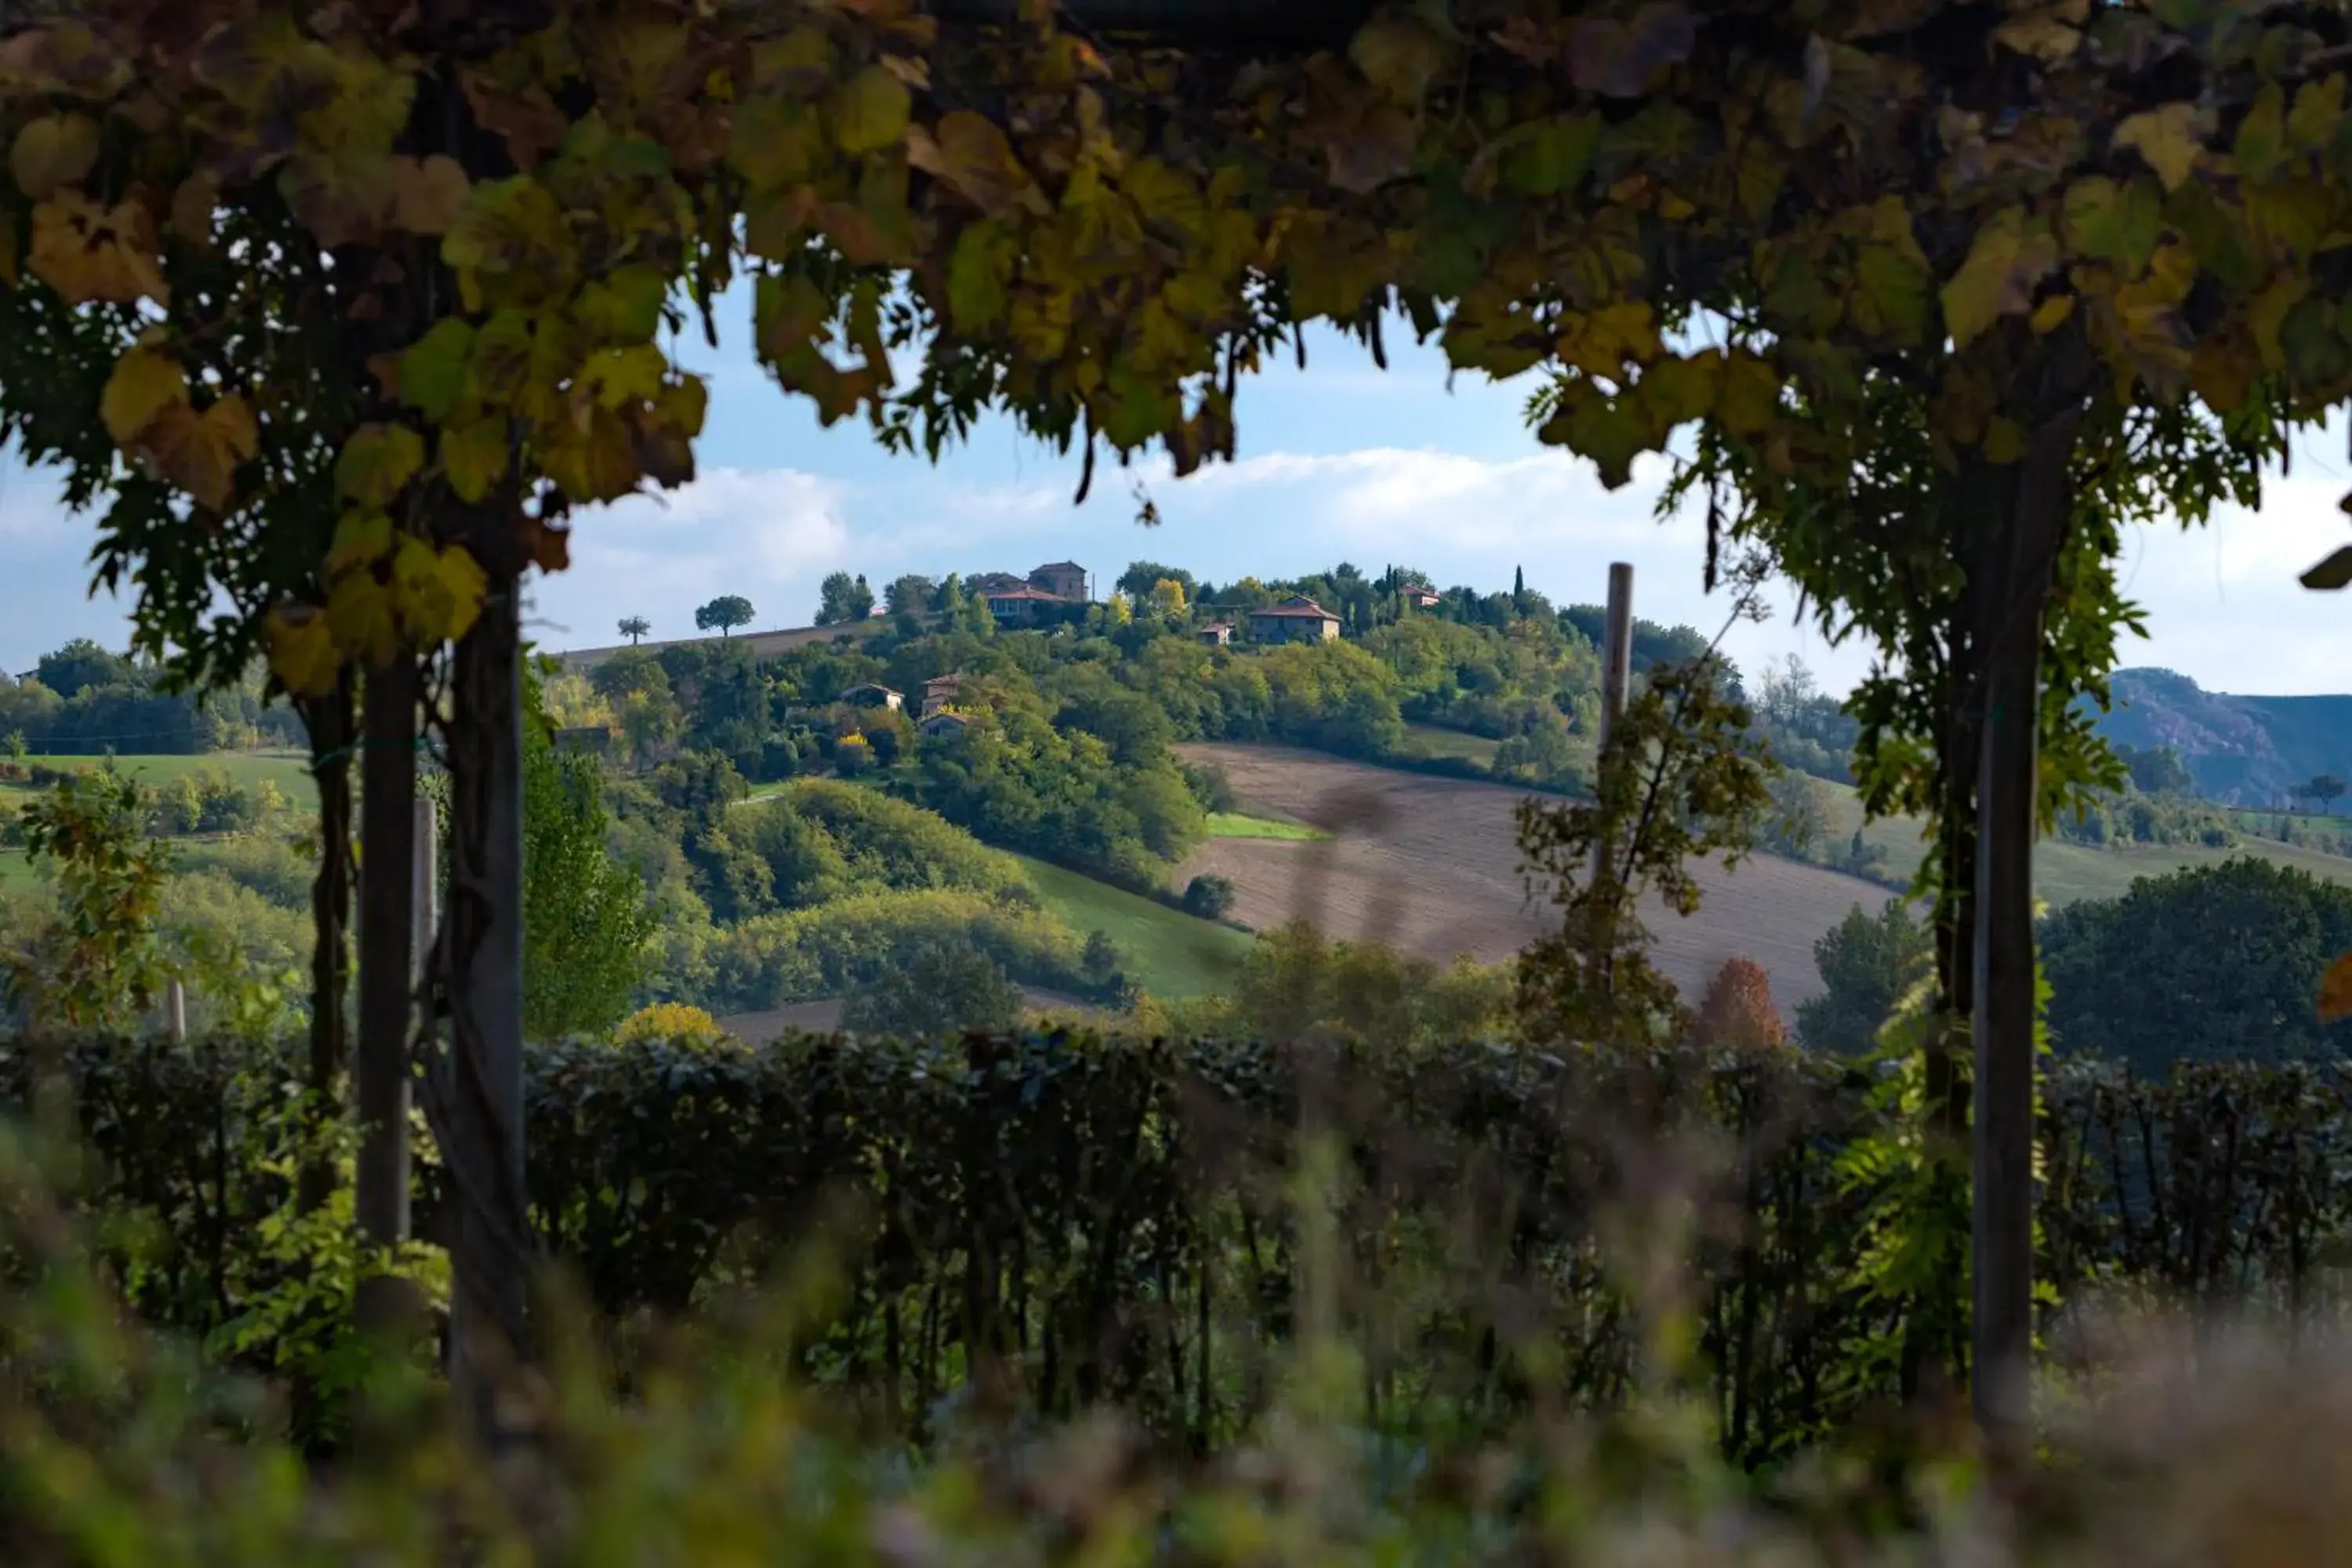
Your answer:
(6, 1032), (2352, 1463)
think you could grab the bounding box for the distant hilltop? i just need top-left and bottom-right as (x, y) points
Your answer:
(2095, 668), (2352, 807)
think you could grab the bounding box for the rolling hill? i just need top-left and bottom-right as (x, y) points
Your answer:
(2093, 667), (2352, 806)
(1810, 771), (2352, 905)
(1177, 742), (1896, 1009)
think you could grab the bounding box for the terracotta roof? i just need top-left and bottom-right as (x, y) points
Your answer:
(1200, 621), (1234, 632)
(840, 682), (902, 698)
(985, 584), (1068, 601)
(1249, 597), (1339, 619)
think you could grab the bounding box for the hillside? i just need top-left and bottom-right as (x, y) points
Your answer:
(1812, 775), (2352, 906)
(2094, 667), (2352, 806)
(1177, 743), (1895, 1009)
(556, 618), (894, 673)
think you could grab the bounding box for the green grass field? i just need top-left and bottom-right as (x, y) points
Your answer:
(0, 752), (313, 798)
(1206, 811), (1327, 841)
(1014, 855), (1253, 999)
(1814, 778), (2352, 906)
(1, 751), (314, 894)
(1396, 724), (1504, 766)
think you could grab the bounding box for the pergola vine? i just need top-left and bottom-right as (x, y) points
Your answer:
(6, 0), (2352, 1449)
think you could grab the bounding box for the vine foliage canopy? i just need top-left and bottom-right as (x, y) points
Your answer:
(2, 0), (2351, 695)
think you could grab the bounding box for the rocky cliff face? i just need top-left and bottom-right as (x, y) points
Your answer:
(2096, 670), (2352, 805)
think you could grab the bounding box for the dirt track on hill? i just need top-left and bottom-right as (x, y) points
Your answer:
(1176, 743), (1896, 1009)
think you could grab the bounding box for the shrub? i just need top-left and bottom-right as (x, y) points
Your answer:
(1181, 757), (1239, 813)
(704, 888), (1088, 1014)
(15, 1031), (2352, 1474)
(840, 938), (1022, 1036)
(1181, 873), (1236, 921)
(615, 1001), (728, 1047)
(1690, 956), (1788, 1053)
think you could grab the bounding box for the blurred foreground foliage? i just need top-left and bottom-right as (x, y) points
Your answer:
(8, 1032), (2352, 1463)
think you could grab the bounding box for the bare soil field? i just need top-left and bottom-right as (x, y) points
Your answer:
(1177, 743), (1897, 1009)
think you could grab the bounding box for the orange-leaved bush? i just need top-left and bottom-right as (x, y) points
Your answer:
(1692, 956), (1787, 1055)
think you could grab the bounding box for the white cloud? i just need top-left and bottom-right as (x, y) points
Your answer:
(531, 466), (852, 644)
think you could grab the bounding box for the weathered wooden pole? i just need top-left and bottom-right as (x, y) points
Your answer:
(1969, 409), (2081, 1451)
(165, 978), (185, 1043)
(1599, 562), (1633, 747)
(356, 654), (421, 1334)
(1588, 563), (1636, 966)
(445, 574), (530, 1447)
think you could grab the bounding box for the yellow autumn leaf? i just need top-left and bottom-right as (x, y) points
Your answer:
(1982, 416), (2029, 464)
(728, 94), (826, 192)
(100, 347), (190, 446)
(439, 418), (510, 504)
(140, 398), (254, 514)
(1349, 10), (1447, 103)
(1941, 211), (2060, 347)
(655, 375), (710, 441)
(2114, 103), (2205, 191)
(390, 154), (470, 235)
(205, 394), (258, 463)
(1991, 11), (2079, 65)
(169, 174), (217, 249)
(335, 423), (426, 506)
(29, 191), (168, 306)
(393, 538), (488, 644)
(829, 64), (910, 156)
(1555, 301), (1662, 379)
(581, 344), (669, 410)
(2028, 292), (2074, 335)
(1712, 350), (1781, 437)
(904, 118), (1009, 209)
(9, 113), (99, 201)
(2290, 75), (2345, 152)
(542, 410), (644, 502)
(2189, 332), (2260, 415)
(266, 605), (341, 698)
(326, 511), (395, 575)
(2246, 274), (2310, 371)
(2319, 949), (2352, 1023)
(326, 571), (403, 669)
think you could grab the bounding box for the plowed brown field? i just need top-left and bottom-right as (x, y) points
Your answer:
(1176, 743), (1899, 1009)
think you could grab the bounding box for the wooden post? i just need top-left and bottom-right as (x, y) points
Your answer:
(165, 978), (186, 1043)
(1973, 650), (2038, 1441)
(1969, 405), (2079, 1454)
(445, 579), (529, 1447)
(1588, 563), (1637, 955)
(1599, 562), (1634, 749)
(357, 655), (420, 1334)
(296, 675), (357, 1218)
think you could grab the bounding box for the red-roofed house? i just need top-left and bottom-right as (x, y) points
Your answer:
(1028, 561), (1089, 601)
(982, 583), (1076, 627)
(1246, 595), (1341, 644)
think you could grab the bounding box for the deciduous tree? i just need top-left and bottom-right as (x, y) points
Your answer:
(695, 597), (756, 638)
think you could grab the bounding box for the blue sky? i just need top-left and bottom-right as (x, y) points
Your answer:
(7, 279), (2352, 695)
